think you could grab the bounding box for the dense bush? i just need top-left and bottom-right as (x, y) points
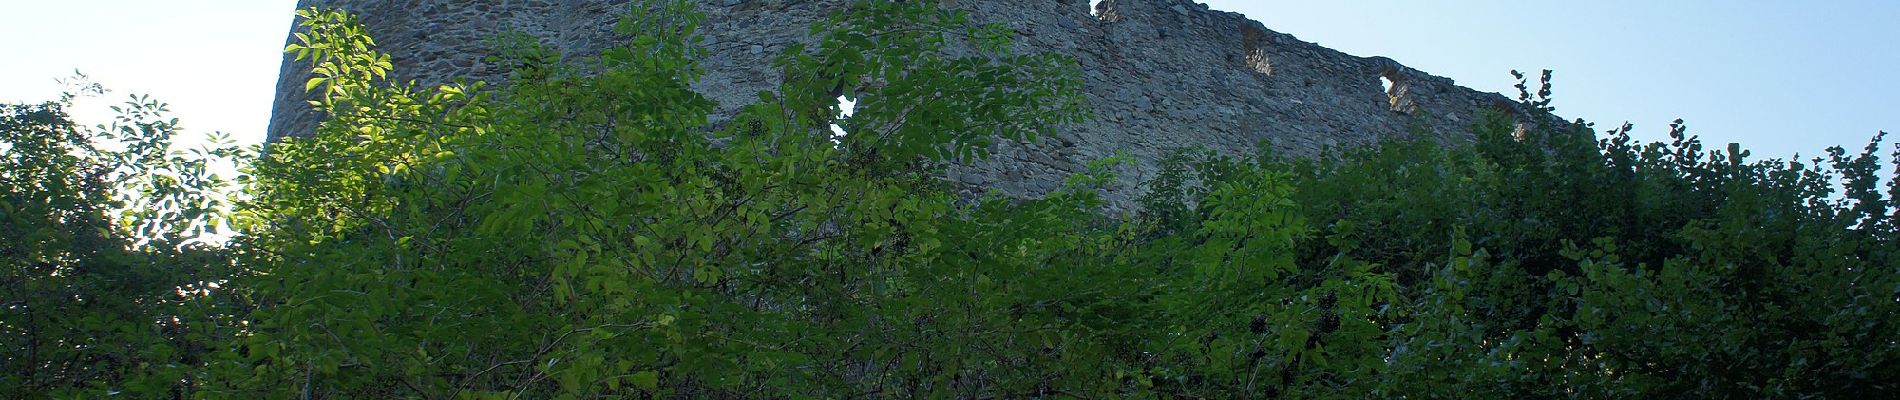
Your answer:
(4, 1), (1895, 398)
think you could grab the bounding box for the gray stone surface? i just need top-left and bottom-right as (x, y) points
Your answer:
(268, 0), (1523, 208)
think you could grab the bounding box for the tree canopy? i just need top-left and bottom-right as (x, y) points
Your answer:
(3, 1), (1896, 398)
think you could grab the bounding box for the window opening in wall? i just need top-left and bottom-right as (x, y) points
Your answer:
(1244, 47), (1272, 75)
(1091, 0), (1117, 21)
(1380, 72), (1416, 114)
(1241, 26), (1272, 76)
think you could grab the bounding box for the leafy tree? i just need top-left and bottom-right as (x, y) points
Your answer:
(215, 1), (1090, 397)
(1130, 71), (1899, 397)
(2, 77), (248, 398)
(7, 1), (1896, 398)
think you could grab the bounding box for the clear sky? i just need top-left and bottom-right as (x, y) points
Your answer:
(1201, 0), (1899, 163)
(0, 0), (294, 147)
(2, 0), (1895, 164)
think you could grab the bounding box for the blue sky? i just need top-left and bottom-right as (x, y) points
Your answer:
(1203, 0), (1899, 162)
(2, 0), (1894, 164)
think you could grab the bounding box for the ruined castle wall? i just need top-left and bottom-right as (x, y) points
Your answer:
(269, 0), (1517, 207)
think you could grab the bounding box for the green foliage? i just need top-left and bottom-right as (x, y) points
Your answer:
(218, 1), (1093, 397)
(2, 76), (248, 398)
(8, 1), (1897, 398)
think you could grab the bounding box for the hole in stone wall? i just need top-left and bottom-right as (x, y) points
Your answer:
(1380, 72), (1416, 114)
(1091, 0), (1118, 21)
(1241, 26), (1272, 76)
(1244, 48), (1272, 76)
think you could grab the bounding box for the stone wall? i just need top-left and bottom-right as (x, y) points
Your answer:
(269, 0), (1520, 207)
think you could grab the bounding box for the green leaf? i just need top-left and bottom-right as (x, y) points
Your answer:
(631, 370), (659, 391)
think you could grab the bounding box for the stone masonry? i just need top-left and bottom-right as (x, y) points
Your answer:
(268, 0), (1522, 207)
